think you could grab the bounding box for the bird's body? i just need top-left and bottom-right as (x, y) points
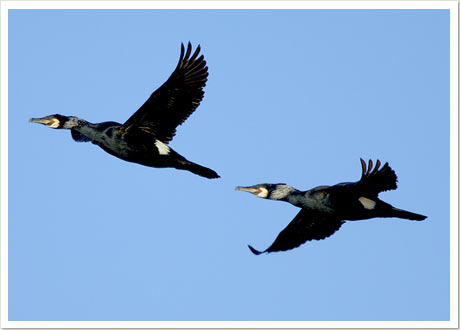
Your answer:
(236, 159), (426, 254)
(29, 43), (219, 179)
(67, 117), (208, 174)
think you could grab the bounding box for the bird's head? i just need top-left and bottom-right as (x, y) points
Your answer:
(29, 114), (76, 129)
(235, 183), (292, 200)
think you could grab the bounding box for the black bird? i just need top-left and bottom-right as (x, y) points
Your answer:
(29, 43), (219, 179)
(235, 159), (426, 255)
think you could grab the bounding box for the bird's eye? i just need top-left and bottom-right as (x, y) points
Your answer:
(257, 188), (262, 192)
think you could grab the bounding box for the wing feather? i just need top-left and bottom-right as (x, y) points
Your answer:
(121, 42), (208, 143)
(249, 209), (344, 254)
(357, 158), (398, 196)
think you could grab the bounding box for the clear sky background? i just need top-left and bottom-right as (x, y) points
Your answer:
(8, 9), (450, 321)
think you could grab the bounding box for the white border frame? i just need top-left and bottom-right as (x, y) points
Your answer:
(1, 1), (457, 328)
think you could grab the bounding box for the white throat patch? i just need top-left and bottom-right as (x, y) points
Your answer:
(257, 187), (269, 198)
(359, 197), (376, 210)
(155, 140), (170, 155)
(49, 119), (60, 128)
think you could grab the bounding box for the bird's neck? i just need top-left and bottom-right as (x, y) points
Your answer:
(285, 192), (309, 208)
(62, 116), (87, 129)
(268, 185), (309, 208)
(268, 185), (299, 201)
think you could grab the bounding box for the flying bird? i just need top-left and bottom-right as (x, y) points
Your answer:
(235, 159), (426, 255)
(29, 42), (219, 179)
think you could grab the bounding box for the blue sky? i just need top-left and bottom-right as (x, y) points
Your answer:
(7, 8), (451, 322)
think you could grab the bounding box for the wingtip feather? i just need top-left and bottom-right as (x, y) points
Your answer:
(184, 42), (192, 59)
(248, 245), (264, 255)
(358, 159), (398, 192)
(190, 44), (201, 61)
(371, 159), (381, 175)
(360, 158), (366, 178)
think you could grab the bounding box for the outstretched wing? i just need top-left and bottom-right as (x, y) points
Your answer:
(356, 158), (398, 197)
(248, 209), (344, 255)
(121, 42), (208, 143)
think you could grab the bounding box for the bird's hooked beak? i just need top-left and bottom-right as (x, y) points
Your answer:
(29, 116), (60, 128)
(235, 186), (259, 194)
(235, 185), (270, 199)
(29, 117), (50, 125)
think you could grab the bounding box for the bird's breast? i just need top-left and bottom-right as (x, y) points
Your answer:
(92, 127), (132, 158)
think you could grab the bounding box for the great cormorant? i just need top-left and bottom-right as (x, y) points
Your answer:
(235, 159), (426, 255)
(29, 42), (219, 179)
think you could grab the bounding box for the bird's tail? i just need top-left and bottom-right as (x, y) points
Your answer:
(386, 206), (427, 221)
(176, 160), (220, 179)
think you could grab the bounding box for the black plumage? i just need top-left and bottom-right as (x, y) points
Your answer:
(236, 159), (426, 255)
(29, 43), (219, 179)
